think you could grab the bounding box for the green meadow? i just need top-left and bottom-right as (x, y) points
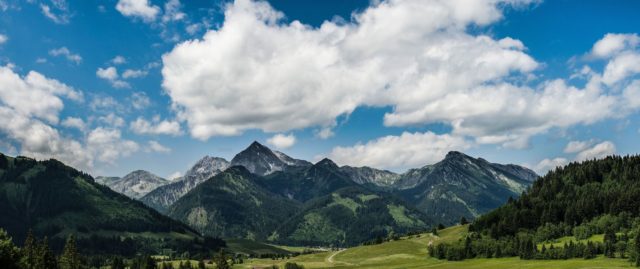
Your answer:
(238, 225), (634, 269)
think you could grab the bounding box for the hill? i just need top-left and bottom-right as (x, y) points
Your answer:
(0, 153), (220, 255)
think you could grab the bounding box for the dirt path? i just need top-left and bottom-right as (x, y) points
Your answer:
(326, 249), (346, 264)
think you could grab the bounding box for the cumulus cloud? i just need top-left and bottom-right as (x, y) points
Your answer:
(535, 140), (617, 174)
(591, 33), (639, 58)
(162, 0), (540, 140)
(61, 117), (86, 131)
(267, 133), (296, 149)
(116, 0), (160, 22)
(167, 171), (183, 180)
(130, 117), (182, 136)
(146, 140), (171, 153)
(0, 34), (7, 44)
(327, 131), (471, 170)
(575, 141), (616, 161)
(96, 67), (130, 88)
(49, 47), (82, 64)
(0, 66), (139, 171)
(98, 113), (125, 128)
(111, 55), (127, 65)
(0, 65), (82, 123)
(534, 157), (569, 175)
(87, 127), (139, 164)
(162, 0), (640, 149)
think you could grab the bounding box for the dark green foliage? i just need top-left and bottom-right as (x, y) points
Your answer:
(36, 237), (58, 269)
(460, 217), (469, 225)
(471, 156), (640, 237)
(168, 166), (301, 240)
(110, 257), (125, 269)
(0, 229), (22, 269)
(432, 156), (640, 262)
(214, 250), (230, 269)
(437, 224), (445, 230)
(59, 235), (81, 269)
(634, 230), (640, 266)
(197, 260), (205, 269)
(0, 155), (219, 255)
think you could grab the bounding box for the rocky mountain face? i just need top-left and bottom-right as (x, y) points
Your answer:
(0, 154), (202, 253)
(230, 141), (310, 176)
(339, 166), (400, 187)
(96, 170), (169, 199)
(393, 151), (537, 225)
(140, 156), (229, 212)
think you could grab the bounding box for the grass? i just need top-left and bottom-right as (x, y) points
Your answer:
(236, 225), (634, 269)
(538, 234), (605, 250)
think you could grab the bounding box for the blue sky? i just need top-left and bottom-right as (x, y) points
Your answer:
(0, 0), (639, 179)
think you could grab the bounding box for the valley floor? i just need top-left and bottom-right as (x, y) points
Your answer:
(239, 226), (634, 269)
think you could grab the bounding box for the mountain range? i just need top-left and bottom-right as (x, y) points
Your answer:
(0, 141), (538, 248)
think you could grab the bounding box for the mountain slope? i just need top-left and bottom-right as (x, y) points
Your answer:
(340, 166), (400, 187)
(394, 151), (537, 225)
(230, 141), (310, 176)
(275, 186), (431, 246)
(168, 166), (300, 240)
(96, 170), (169, 199)
(0, 153), (213, 254)
(259, 158), (359, 202)
(470, 155), (640, 238)
(140, 155), (229, 212)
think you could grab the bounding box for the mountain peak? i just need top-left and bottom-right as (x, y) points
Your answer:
(315, 158), (338, 169)
(445, 151), (470, 160)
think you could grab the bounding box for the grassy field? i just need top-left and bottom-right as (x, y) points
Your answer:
(237, 225), (634, 269)
(538, 234), (605, 250)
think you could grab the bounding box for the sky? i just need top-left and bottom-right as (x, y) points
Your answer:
(0, 0), (639, 179)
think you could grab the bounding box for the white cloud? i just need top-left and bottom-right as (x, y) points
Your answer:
(575, 141), (616, 161)
(130, 117), (182, 136)
(327, 131), (471, 170)
(0, 65), (82, 123)
(162, 0), (185, 23)
(267, 133), (296, 149)
(40, 3), (70, 24)
(49, 47), (82, 64)
(130, 91), (151, 110)
(36, 58), (48, 64)
(591, 33), (639, 58)
(111, 55), (127, 65)
(0, 66), (138, 171)
(534, 157), (568, 175)
(98, 113), (125, 128)
(61, 117), (86, 131)
(0, 34), (7, 44)
(164, 0), (631, 147)
(146, 140), (171, 153)
(122, 69), (148, 79)
(87, 127), (139, 164)
(96, 67), (130, 88)
(563, 139), (594, 154)
(316, 127), (335, 139)
(601, 52), (640, 85)
(116, 0), (159, 22)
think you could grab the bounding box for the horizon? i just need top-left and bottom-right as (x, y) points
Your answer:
(1, 0), (640, 179)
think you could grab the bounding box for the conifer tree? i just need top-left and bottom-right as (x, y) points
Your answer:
(634, 230), (640, 267)
(111, 257), (125, 269)
(0, 229), (22, 269)
(37, 237), (58, 269)
(60, 235), (81, 269)
(214, 249), (230, 269)
(22, 230), (36, 269)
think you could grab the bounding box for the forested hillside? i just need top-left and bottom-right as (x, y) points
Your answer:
(431, 155), (640, 263)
